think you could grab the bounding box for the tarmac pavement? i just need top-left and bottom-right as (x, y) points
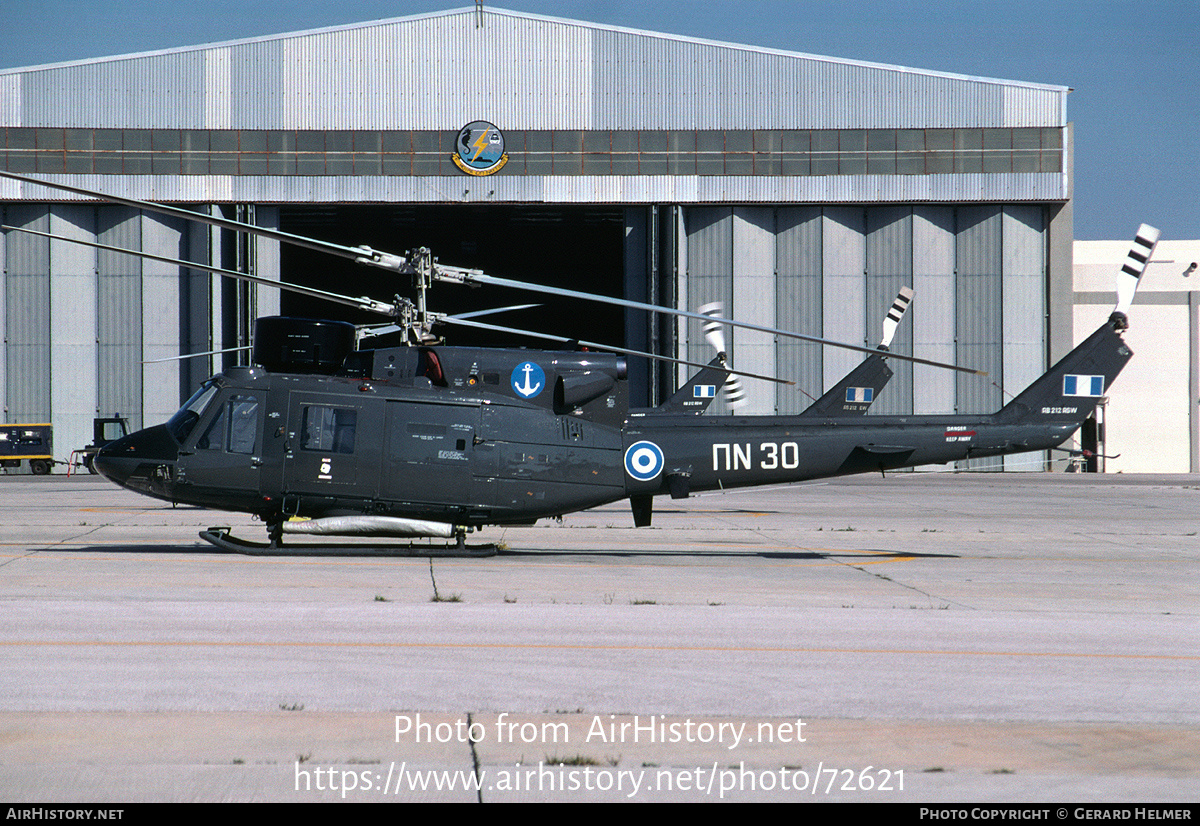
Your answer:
(0, 472), (1196, 802)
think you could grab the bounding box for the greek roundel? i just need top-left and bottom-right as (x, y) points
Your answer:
(624, 440), (664, 481)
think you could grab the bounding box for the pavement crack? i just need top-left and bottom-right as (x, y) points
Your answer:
(428, 558), (441, 602)
(467, 711), (484, 803)
(0, 524), (108, 568)
(848, 562), (976, 610)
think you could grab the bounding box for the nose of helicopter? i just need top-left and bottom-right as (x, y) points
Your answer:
(94, 424), (179, 492)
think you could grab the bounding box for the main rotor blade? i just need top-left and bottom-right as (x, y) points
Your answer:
(0, 170), (413, 273)
(1, 225), (397, 317)
(142, 346), (251, 364)
(435, 315), (793, 386)
(0, 171), (983, 375)
(5, 221), (784, 385)
(450, 303), (541, 320)
(444, 271), (985, 376)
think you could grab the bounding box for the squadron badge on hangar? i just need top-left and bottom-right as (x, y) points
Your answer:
(453, 121), (509, 176)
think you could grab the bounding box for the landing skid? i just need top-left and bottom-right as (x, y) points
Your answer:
(198, 527), (498, 557)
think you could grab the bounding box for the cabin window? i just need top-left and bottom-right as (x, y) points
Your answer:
(301, 406), (357, 454)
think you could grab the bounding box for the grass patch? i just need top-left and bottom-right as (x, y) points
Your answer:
(549, 754), (600, 766)
(548, 754), (618, 767)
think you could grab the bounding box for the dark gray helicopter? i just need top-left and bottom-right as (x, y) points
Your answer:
(0, 171), (1158, 553)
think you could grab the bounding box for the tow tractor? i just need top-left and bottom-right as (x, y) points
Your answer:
(72, 417), (130, 475)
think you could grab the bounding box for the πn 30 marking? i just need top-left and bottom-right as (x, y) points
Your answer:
(713, 442), (800, 471)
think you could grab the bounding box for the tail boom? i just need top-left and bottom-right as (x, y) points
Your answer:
(624, 316), (1134, 497)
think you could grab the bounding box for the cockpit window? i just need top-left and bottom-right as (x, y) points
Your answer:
(196, 403), (226, 450)
(227, 397), (259, 454)
(196, 394), (259, 454)
(166, 383), (219, 443)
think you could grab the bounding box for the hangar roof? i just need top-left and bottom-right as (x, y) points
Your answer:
(1, 6), (1068, 131)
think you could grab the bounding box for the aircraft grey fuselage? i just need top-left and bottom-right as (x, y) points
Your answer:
(95, 316), (1132, 538)
(1, 170), (1153, 550)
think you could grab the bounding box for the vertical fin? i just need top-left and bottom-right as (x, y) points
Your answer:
(799, 354), (892, 418)
(1000, 227), (1156, 423)
(655, 356), (730, 414)
(998, 322), (1132, 423)
(799, 287), (911, 418)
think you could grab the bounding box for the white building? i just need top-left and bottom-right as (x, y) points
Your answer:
(1074, 238), (1200, 473)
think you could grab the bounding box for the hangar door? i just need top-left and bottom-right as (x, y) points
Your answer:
(677, 204), (1049, 471)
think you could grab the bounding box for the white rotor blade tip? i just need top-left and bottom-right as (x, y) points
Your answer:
(698, 302), (728, 354)
(1114, 224), (1161, 316)
(724, 375), (748, 409)
(880, 286), (914, 348)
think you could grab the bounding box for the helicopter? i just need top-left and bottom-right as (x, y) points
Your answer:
(0, 170), (1158, 554)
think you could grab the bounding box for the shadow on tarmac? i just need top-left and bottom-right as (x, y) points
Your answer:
(45, 542), (958, 561)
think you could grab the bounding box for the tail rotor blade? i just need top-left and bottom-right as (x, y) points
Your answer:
(723, 375), (748, 409)
(1114, 224), (1161, 317)
(699, 302), (728, 354)
(880, 286), (914, 349)
(698, 302), (748, 408)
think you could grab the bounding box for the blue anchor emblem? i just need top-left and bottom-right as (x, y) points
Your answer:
(511, 361), (545, 398)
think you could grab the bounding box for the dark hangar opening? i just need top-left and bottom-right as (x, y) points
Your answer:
(277, 204), (626, 352)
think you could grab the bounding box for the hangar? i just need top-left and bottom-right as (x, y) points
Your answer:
(0, 6), (1073, 468)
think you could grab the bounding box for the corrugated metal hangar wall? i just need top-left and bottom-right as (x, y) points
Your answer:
(0, 204), (279, 450)
(673, 203), (1046, 417)
(0, 7), (1070, 469)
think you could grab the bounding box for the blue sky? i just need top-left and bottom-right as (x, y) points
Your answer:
(2, 0), (1196, 240)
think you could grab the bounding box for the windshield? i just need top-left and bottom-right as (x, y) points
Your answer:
(165, 382), (220, 444)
